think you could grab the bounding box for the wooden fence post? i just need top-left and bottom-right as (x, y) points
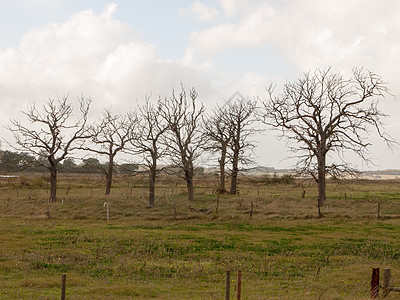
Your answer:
(250, 202), (253, 219)
(383, 268), (391, 297)
(237, 269), (242, 300)
(371, 267), (379, 299)
(61, 273), (66, 300)
(377, 202), (381, 219)
(225, 271), (230, 300)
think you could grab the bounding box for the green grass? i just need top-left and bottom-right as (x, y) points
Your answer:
(1, 174), (400, 298)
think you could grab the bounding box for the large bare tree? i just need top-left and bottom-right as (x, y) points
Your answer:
(8, 96), (91, 202)
(203, 104), (232, 194)
(84, 109), (138, 195)
(226, 93), (258, 195)
(130, 99), (168, 207)
(160, 86), (205, 201)
(261, 68), (394, 217)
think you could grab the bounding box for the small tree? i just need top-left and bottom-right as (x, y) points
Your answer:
(8, 96), (91, 202)
(130, 99), (168, 207)
(84, 109), (138, 195)
(160, 86), (205, 201)
(261, 68), (394, 217)
(203, 104), (232, 194)
(226, 93), (258, 195)
(61, 157), (77, 173)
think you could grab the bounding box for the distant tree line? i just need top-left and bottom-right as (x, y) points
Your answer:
(0, 150), (139, 174)
(5, 68), (395, 217)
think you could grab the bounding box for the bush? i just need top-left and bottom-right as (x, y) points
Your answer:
(265, 173), (295, 185)
(20, 175), (47, 188)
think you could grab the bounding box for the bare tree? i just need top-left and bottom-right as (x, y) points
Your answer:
(84, 109), (138, 195)
(261, 68), (395, 217)
(203, 104), (232, 194)
(130, 98), (168, 207)
(8, 96), (91, 202)
(226, 93), (258, 195)
(160, 86), (205, 201)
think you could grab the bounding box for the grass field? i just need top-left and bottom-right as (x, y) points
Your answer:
(1, 173), (400, 299)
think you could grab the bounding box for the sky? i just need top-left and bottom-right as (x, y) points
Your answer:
(0, 0), (399, 170)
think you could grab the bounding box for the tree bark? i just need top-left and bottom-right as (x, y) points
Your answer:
(184, 165), (195, 201)
(218, 147), (227, 193)
(230, 149), (239, 194)
(49, 164), (57, 202)
(317, 151), (326, 218)
(105, 155), (114, 195)
(149, 158), (156, 207)
(186, 175), (194, 201)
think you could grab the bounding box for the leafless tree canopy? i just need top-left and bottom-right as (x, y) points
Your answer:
(130, 98), (168, 206)
(203, 104), (232, 193)
(159, 86), (206, 201)
(84, 108), (138, 195)
(8, 96), (91, 201)
(225, 93), (258, 194)
(261, 67), (394, 215)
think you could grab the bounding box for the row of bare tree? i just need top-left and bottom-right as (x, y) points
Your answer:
(8, 86), (259, 206)
(7, 68), (395, 217)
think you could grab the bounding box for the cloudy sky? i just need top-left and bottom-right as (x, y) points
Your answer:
(0, 0), (399, 170)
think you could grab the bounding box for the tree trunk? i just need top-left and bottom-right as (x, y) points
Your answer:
(317, 152), (326, 218)
(49, 164), (57, 202)
(105, 155), (114, 195)
(184, 163), (195, 201)
(218, 147), (227, 193)
(149, 162), (156, 207)
(230, 149), (239, 194)
(186, 175), (194, 201)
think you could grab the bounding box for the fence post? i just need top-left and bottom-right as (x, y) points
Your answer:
(104, 202), (109, 221)
(225, 271), (230, 300)
(61, 274), (66, 300)
(383, 268), (391, 297)
(371, 267), (379, 299)
(377, 202), (381, 219)
(237, 269), (242, 300)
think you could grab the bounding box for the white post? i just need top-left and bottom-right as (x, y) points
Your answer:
(103, 202), (109, 221)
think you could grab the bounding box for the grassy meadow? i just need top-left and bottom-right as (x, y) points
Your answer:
(1, 173), (400, 299)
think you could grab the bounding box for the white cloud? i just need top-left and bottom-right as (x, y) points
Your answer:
(179, 1), (220, 22)
(0, 3), (216, 129)
(218, 0), (252, 17)
(189, 2), (275, 53)
(188, 0), (400, 79)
